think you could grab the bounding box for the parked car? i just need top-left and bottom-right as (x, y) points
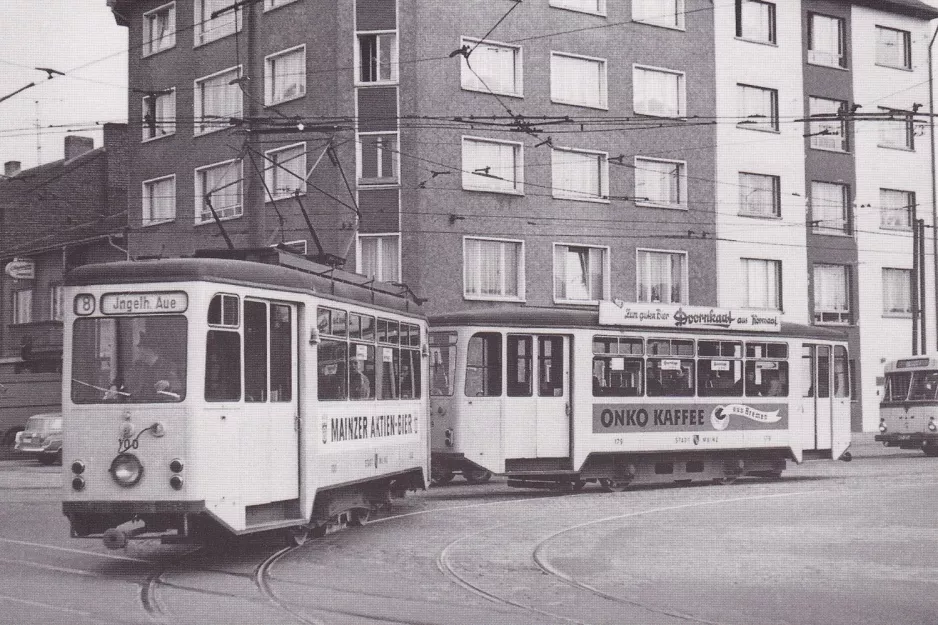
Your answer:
(14, 413), (62, 465)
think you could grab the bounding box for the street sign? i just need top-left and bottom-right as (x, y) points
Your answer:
(4, 258), (35, 280)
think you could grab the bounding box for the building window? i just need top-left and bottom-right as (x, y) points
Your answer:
(142, 89), (176, 141)
(264, 0), (300, 10)
(194, 66), (242, 135)
(637, 249), (686, 304)
(265, 46), (306, 105)
(195, 159), (242, 223)
(143, 3), (176, 56)
(739, 172), (780, 218)
(50, 285), (64, 322)
(878, 107), (914, 150)
(876, 25), (911, 69)
(357, 32), (398, 84)
(635, 157), (687, 209)
(811, 181), (850, 236)
(460, 38), (522, 97)
(462, 137), (523, 194)
(464, 237), (524, 301)
(142, 175), (176, 225)
(551, 147), (608, 202)
(550, 52), (607, 109)
(554, 244), (607, 303)
(264, 143), (306, 200)
(195, 0), (241, 46)
(808, 97), (848, 152)
(359, 234), (400, 283)
(358, 132), (399, 185)
(633, 65), (685, 117)
(549, 0), (605, 15)
(814, 264), (851, 324)
(13, 289), (32, 325)
(742, 258), (782, 310)
(883, 268), (912, 316)
(880, 188), (914, 230)
(808, 13), (847, 68)
(736, 0), (776, 44)
(737, 84), (778, 131)
(632, 0), (685, 29)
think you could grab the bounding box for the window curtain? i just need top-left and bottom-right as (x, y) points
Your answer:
(272, 50), (305, 101)
(156, 92), (175, 136)
(883, 268), (911, 314)
(553, 55), (602, 106)
(465, 44), (516, 94)
(745, 259), (779, 309)
(637, 160), (680, 205)
(467, 239), (517, 297)
(811, 15), (841, 62)
(553, 150), (601, 199)
(739, 173), (776, 216)
(811, 182), (846, 231)
(740, 1), (772, 40)
(814, 265), (848, 311)
(636, 68), (680, 117)
(463, 140), (516, 192)
(880, 189), (911, 228)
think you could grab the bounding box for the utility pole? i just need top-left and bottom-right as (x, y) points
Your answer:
(929, 25), (938, 353)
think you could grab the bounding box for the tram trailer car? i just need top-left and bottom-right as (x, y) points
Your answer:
(429, 306), (852, 491)
(877, 357), (938, 456)
(61, 250), (429, 547)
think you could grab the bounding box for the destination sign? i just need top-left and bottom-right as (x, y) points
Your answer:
(896, 358), (930, 369)
(101, 292), (188, 315)
(599, 301), (781, 333)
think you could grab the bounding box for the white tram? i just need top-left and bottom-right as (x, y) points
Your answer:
(429, 303), (852, 490)
(876, 356), (938, 456)
(62, 249), (428, 546)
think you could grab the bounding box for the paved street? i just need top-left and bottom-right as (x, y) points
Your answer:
(0, 434), (935, 625)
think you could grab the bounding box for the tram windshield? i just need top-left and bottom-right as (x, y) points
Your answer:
(885, 370), (938, 402)
(71, 316), (188, 403)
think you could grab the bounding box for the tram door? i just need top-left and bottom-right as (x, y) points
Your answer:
(535, 336), (570, 457)
(241, 300), (299, 505)
(798, 344), (832, 451)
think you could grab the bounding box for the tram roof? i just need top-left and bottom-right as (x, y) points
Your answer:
(65, 253), (424, 316)
(429, 307), (848, 341)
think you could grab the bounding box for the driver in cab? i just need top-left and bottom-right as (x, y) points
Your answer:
(106, 332), (182, 401)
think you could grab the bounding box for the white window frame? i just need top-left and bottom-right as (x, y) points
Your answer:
(12, 289), (33, 325)
(357, 233), (401, 283)
(263, 0), (301, 12)
(736, 0), (776, 44)
(355, 30), (399, 85)
(880, 188), (914, 231)
(811, 181), (851, 236)
(742, 258), (782, 311)
(194, 158), (243, 224)
(357, 131), (400, 186)
(551, 147), (609, 203)
(264, 142), (307, 200)
(142, 88), (176, 142)
(549, 0), (606, 17)
(142, 174), (177, 226)
(461, 136), (524, 195)
(463, 236), (526, 302)
(143, 2), (176, 57)
(808, 96), (848, 152)
(636, 248), (688, 305)
(738, 172), (780, 218)
(264, 45), (306, 106)
(193, 65), (242, 136)
(632, 0), (685, 30)
(460, 37), (523, 98)
(737, 83), (778, 132)
(876, 25), (911, 70)
(553, 243), (609, 304)
(808, 12), (847, 69)
(634, 156), (688, 210)
(50, 284), (64, 322)
(550, 51), (608, 110)
(813, 264), (851, 324)
(633, 64), (686, 118)
(878, 107), (914, 151)
(882, 267), (912, 317)
(194, 0), (242, 47)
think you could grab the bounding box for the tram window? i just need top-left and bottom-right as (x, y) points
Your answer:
(403, 323), (421, 348)
(429, 332), (457, 396)
(466, 332), (502, 397)
(593, 356), (642, 396)
(746, 342), (788, 359)
(208, 294), (239, 327)
(698, 341), (742, 358)
(400, 343), (422, 399)
(205, 330), (241, 401)
(744, 361), (788, 397)
(697, 359), (742, 397)
(646, 358), (694, 397)
(802, 346), (816, 397)
(349, 343), (376, 400)
(594, 336), (644, 356)
(538, 336), (564, 397)
(377, 318), (399, 345)
(817, 349), (831, 398)
(507, 335), (533, 397)
(269, 304), (292, 402)
(318, 339), (348, 400)
(833, 346), (849, 398)
(648, 338), (693, 357)
(376, 346), (399, 400)
(244, 301), (268, 402)
(884, 372), (911, 402)
(318, 307), (348, 338)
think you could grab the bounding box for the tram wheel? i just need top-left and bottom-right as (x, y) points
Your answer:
(284, 526), (310, 547)
(464, 469), (493, 484)
(712, 476), (738, 486)
(431, 467), (455, 486)
(348, 507), (372, 527)
(599, 478), (631, 492)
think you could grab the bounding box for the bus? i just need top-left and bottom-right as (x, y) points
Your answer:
(429, 303), (852, 490)
(61, 248), (429, 547)
(877, 356), (938, 457)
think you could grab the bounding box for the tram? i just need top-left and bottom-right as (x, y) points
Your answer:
(876, 356), (938, 456)
(429, 303), (852, 490)
(61, 248), (429, 547)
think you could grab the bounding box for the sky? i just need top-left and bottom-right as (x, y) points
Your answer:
(0, 1), (128, 171)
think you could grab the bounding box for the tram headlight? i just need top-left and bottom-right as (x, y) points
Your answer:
(169, 475), (184, 490)
(71, 476), (85, 491)
(929, 418), (937, 433)
(444, 428), (454, 448)
(109, 454), (143, 487)
(71, 460), (85, 475)
(879, 417), (887, 434)
(169, 458), (184, 473)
